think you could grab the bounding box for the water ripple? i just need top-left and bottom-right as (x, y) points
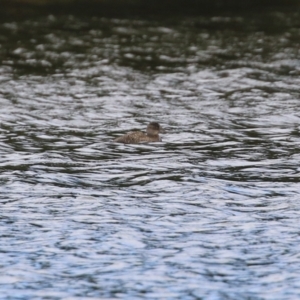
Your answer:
(0, 10), (300, 299)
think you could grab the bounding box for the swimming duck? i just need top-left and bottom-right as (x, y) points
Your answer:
(114, 122), (163, 144)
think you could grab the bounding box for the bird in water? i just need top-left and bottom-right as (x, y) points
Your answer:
(114, 122), (163, 144)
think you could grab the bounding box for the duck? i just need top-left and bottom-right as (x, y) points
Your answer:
(114, 122), (163, 144)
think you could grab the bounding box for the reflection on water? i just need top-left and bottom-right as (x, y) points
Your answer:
(1, 9), (300, 299)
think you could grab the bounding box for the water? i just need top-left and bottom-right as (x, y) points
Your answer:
(1, 9), (300, 299)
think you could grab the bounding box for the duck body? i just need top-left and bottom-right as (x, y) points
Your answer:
(114, 122), (162, 144)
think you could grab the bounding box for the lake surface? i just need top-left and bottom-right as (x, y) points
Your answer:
(0, 8), (300, 299)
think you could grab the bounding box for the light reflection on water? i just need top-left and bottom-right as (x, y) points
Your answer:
(0, 10), (300, 299)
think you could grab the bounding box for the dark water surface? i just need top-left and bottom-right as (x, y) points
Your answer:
(1, 9), (300, 299)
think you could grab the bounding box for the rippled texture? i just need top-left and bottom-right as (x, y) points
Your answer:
(1, 10), (300, 299)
